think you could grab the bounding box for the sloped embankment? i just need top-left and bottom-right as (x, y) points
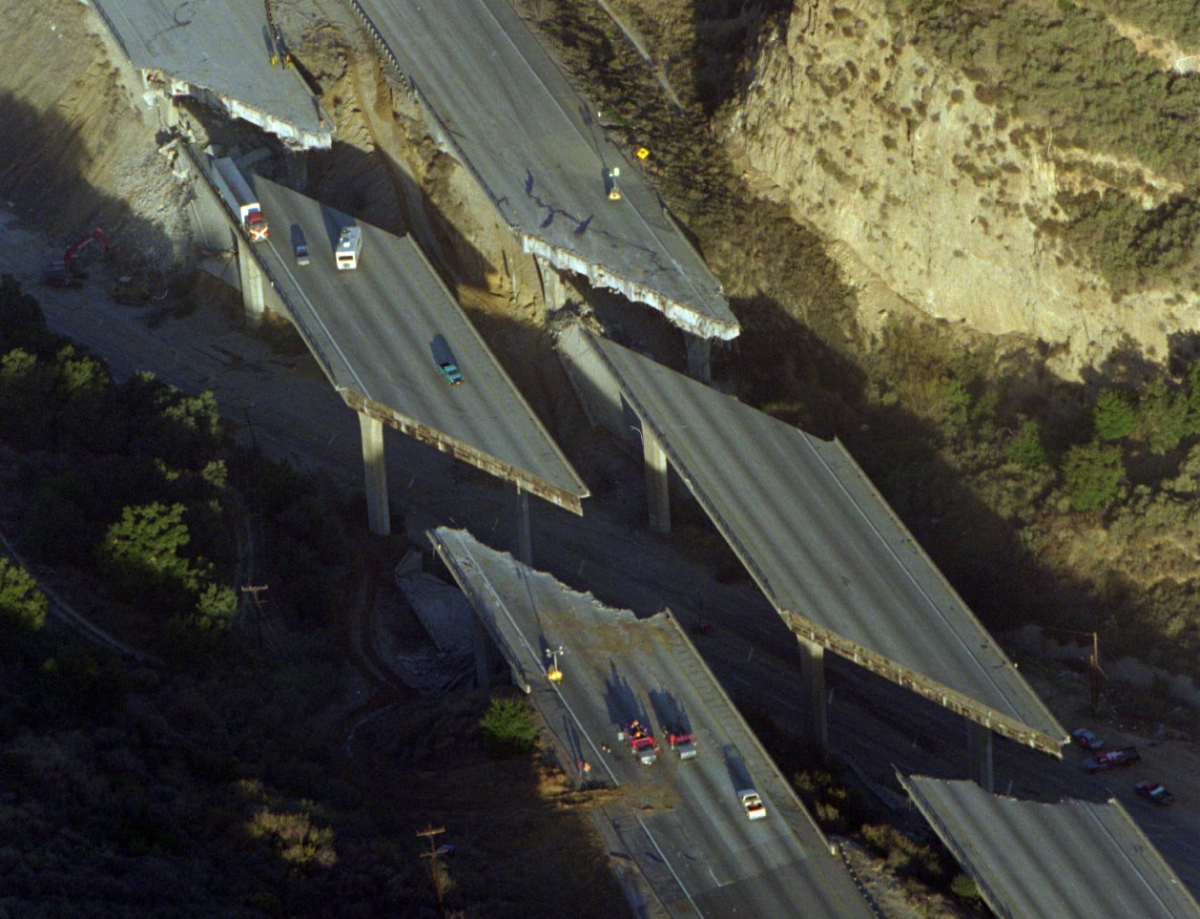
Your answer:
(0, 0), (194, 264)
(720, 0), (1200, 375)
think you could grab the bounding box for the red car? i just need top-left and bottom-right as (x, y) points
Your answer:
(1084, 746), (1139, 773)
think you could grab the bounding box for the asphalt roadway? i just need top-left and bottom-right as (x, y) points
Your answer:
(565, 325), (1066, 751)
(6, 211), (1199, 900)
(91, 0), (329, 146)
(900, 777), (1200, 919)
(429, 527), (877, 919)
(244, 171), (588, 512)
(354, 0), (739, 340)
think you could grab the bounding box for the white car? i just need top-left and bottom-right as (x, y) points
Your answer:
(739, 789), (766, 820)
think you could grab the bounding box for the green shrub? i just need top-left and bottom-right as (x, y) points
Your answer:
(951, 872), (982, 902)
(1137, 377), (1189, 454)
(98, 502), (194, 597)
(479, 696), (537, 757)
(1093, 389), (1136, 442)
(0, 556), (47, 633)
(1062, 441), (1125, 511)
(1006, 419), (1048, 468)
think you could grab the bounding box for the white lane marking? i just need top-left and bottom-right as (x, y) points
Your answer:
(445, 534), (706, 916)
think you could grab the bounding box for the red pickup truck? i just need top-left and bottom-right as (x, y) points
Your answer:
(1083, 746), (1139, 773)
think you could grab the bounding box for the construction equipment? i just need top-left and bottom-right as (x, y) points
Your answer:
(618, 719), (658, 765)
(211, 157), (269, 242)
(606, 167), (622, 201)
(64, 227), (111, 277)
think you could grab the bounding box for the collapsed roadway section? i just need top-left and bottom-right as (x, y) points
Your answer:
(556, 323), (1068, 777)
(189, 151), (588, 540)
(90, 0), (331, 149)
(899, 776), (1200, 919)
(350, 0), (739, 378)
(428, 526), (878, 919)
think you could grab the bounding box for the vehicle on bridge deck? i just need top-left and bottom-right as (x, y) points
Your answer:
(668, 732), (697, 760)
(437, 362), (463, 386)
(618, 719), (658, 765)
(335, 226), (362, 270)
(738, 788), (767, 820)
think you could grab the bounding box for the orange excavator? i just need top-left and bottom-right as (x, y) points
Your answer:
(42, 227), (111, 288)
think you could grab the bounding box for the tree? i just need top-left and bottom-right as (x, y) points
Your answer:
(195, 582), (238, 630)
(1062, 441), (1125, 512)
(98, 502), (194, 596)
(1137, 376), (1189, 454)
(0, 556), (47, 633)
(1006, 419), (1048, 469)
(1093, 388), (1136, 441)
(479, 696), (537, 756)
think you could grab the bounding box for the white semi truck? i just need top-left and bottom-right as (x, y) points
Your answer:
(211, 157), (269, 242)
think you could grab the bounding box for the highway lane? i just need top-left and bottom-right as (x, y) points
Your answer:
(355, 0), (738, 340)
(430, 527), (877, 919)
(92, 0), (330, 146)
(244, 170), (589, 511)
(563, 325), (1066, 751)
(9, 211), (1198, 899)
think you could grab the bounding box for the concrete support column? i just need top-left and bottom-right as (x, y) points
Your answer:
(285, 149), (308, 191)
(515, 486), (532, 566)
(967, 721), (995, 793)
(643, 425), (670, 534)
(472, 615), (500, 688)
(537, 257), (568, 315)
(798, 638), (829, 764)
(236, 236), (267, 326)
(685, 333), (713, 384)
(357, 412), (390, 536)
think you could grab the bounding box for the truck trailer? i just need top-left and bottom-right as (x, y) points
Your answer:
(211, 157), (269, 242)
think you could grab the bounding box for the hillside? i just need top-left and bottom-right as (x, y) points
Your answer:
(721, 0), (1200, 376)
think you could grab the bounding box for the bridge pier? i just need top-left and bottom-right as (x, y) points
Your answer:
(236, 236), (267, 326)
(685, 333), (713, 384)
(643, 425), (670, 534)
(514, 485), (532, 565)
(798, 638), (830, 765)
(285, 149), (308, 191)
(537, 257), (569, 315)
(358, 412), (391, 536)
(472, 614), (501, 688)
(966, 720), (995, 793)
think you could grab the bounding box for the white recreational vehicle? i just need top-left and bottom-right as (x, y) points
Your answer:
(335, 226), (362, 270)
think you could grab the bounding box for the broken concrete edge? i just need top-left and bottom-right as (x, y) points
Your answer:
(571, 322), (1067, 755)
(344, 0), (739, 342)
(345, 392), (587, 516)
(521, 235), (739, 342)
(87, 0), (333, 149)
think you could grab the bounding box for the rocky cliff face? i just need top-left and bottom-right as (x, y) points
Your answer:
(720, 0), (1199, 376)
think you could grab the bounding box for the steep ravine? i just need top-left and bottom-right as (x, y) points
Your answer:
(720, 0), (1200, 376)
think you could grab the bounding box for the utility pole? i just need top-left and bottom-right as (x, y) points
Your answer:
(1044, 627), (1106, 713)
(416, 824), (447, 914)
(241, 584), (269, 652)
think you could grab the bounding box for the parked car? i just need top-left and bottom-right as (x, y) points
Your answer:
(438, 361), (463, 386)
(1135, 781), (1175, 806)
(1071, 728), (1103, 751)
(1084, 746), (1140, 773)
